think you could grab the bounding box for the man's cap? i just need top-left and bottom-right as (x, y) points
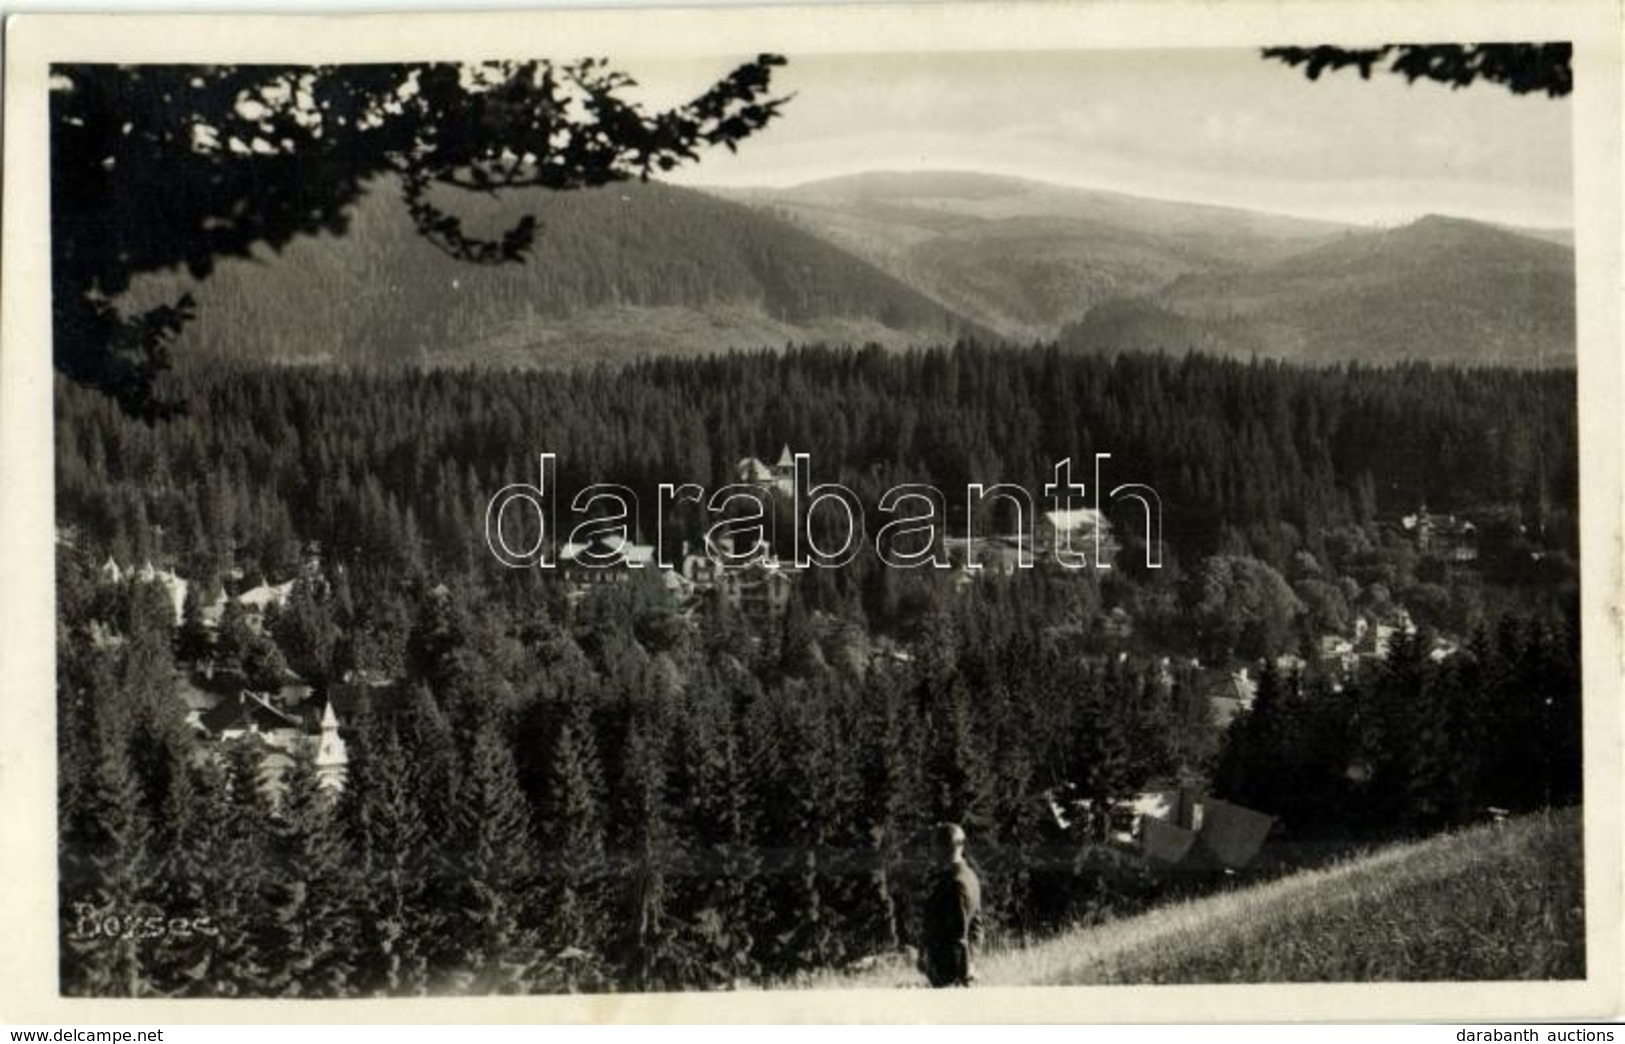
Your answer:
(934, 822), (966, 847)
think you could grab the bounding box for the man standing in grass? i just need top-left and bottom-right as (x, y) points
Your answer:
(920, 822), (983, 987)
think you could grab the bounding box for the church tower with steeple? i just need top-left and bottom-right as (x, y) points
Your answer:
(314, 698), (349, 792)
(771, 444), (796, 496)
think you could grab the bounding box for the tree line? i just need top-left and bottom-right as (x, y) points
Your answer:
(1215, 613), (1581, 840)
(58, 343), (1576, 579)
(56, 344), (1577, 665)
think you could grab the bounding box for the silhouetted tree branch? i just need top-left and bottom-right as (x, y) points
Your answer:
(51, 58), (791, 417)
(1262, 44), (1571, 98)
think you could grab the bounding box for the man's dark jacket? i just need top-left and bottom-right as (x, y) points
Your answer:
(921, 861), (982, 987)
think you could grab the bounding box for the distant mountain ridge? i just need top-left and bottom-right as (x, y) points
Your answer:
(124, 169), (1575, 371)
(713, 171), (1353, 343)
(718, 172), (1575, 367)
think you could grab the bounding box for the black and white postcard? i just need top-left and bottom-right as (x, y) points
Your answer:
(1, 0), (1620, 1024)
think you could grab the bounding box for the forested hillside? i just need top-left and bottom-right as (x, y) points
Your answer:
(55, 346), (1580, 996)
(1091, 215), (1577, 368)
(46, 43), (1587, 1003)
(122, 179), (985, 369)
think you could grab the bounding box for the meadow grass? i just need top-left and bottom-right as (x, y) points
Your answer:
(816, 808), (1584, 988)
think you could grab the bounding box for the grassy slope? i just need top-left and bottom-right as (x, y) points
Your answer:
(824, 809), (1583, 988)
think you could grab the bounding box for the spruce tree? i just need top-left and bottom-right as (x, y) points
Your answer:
(451, 714), (543, 994)
(215, 597), (255, 677)
(987, 724), (1051, 944)
(340, 710), (433, 995)
(777, 586), (820, 678)
(263, 743), (357, 997)
(274, 577), (339, 686)
(396, 683), (462, 976)
(175, 584), (213, 665)
(61, 712), (154, 997)
(923, 677), (991, 835)
(203, 736), (278, 996)
(609, 715), (685, 990)
(751, 686), (842, 975)
(141, 738), (220, 996)
(1069, 668), (1133, 841)
(1368, 627), (1431, 834)
(843, 674), (905, 958)
(534, 715), (610, 990)
(667, 688), (761, 986)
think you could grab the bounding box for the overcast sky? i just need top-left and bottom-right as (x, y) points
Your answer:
(635, 48), (1572, 228)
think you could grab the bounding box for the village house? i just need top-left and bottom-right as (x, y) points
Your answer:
(194, 577), (297, 631)
(942, 533), (1027, 577)
(725, 562), (796, 619)
(736, 456), (773, 486)
(941, 535), (976, 569)
(1429, 637), (1462, 663)
(1114, 783), (1205, 844)
(99, 557), (190, 624)
(134, 560), (189, 625)
(197, 688), (306, 749)
(1351, 609), (1417, 660)
(189, 678), (352, 799)
(1045, 780), (1274, 872)
(1402, 505), (1479, 562)
(541, 512), (800, 619)
(1318, 632), (1357, 669)
(1136, 794), (1275, 871)
(235, 578), (296, 620)
(1273, 652), (1308, 675)
(680, 533), (762, 585)
(1037, 506), (1115, 560)
(735, 444), (796, 497)
(98, 552), (320, 635)
(557, 531), (658, 589)
(680, 534), (797, 620)
(1204, 666), (1257, 728)
(938, 504), (1116, 579)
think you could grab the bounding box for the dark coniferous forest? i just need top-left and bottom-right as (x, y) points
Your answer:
(55, 344), (1581, 995)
